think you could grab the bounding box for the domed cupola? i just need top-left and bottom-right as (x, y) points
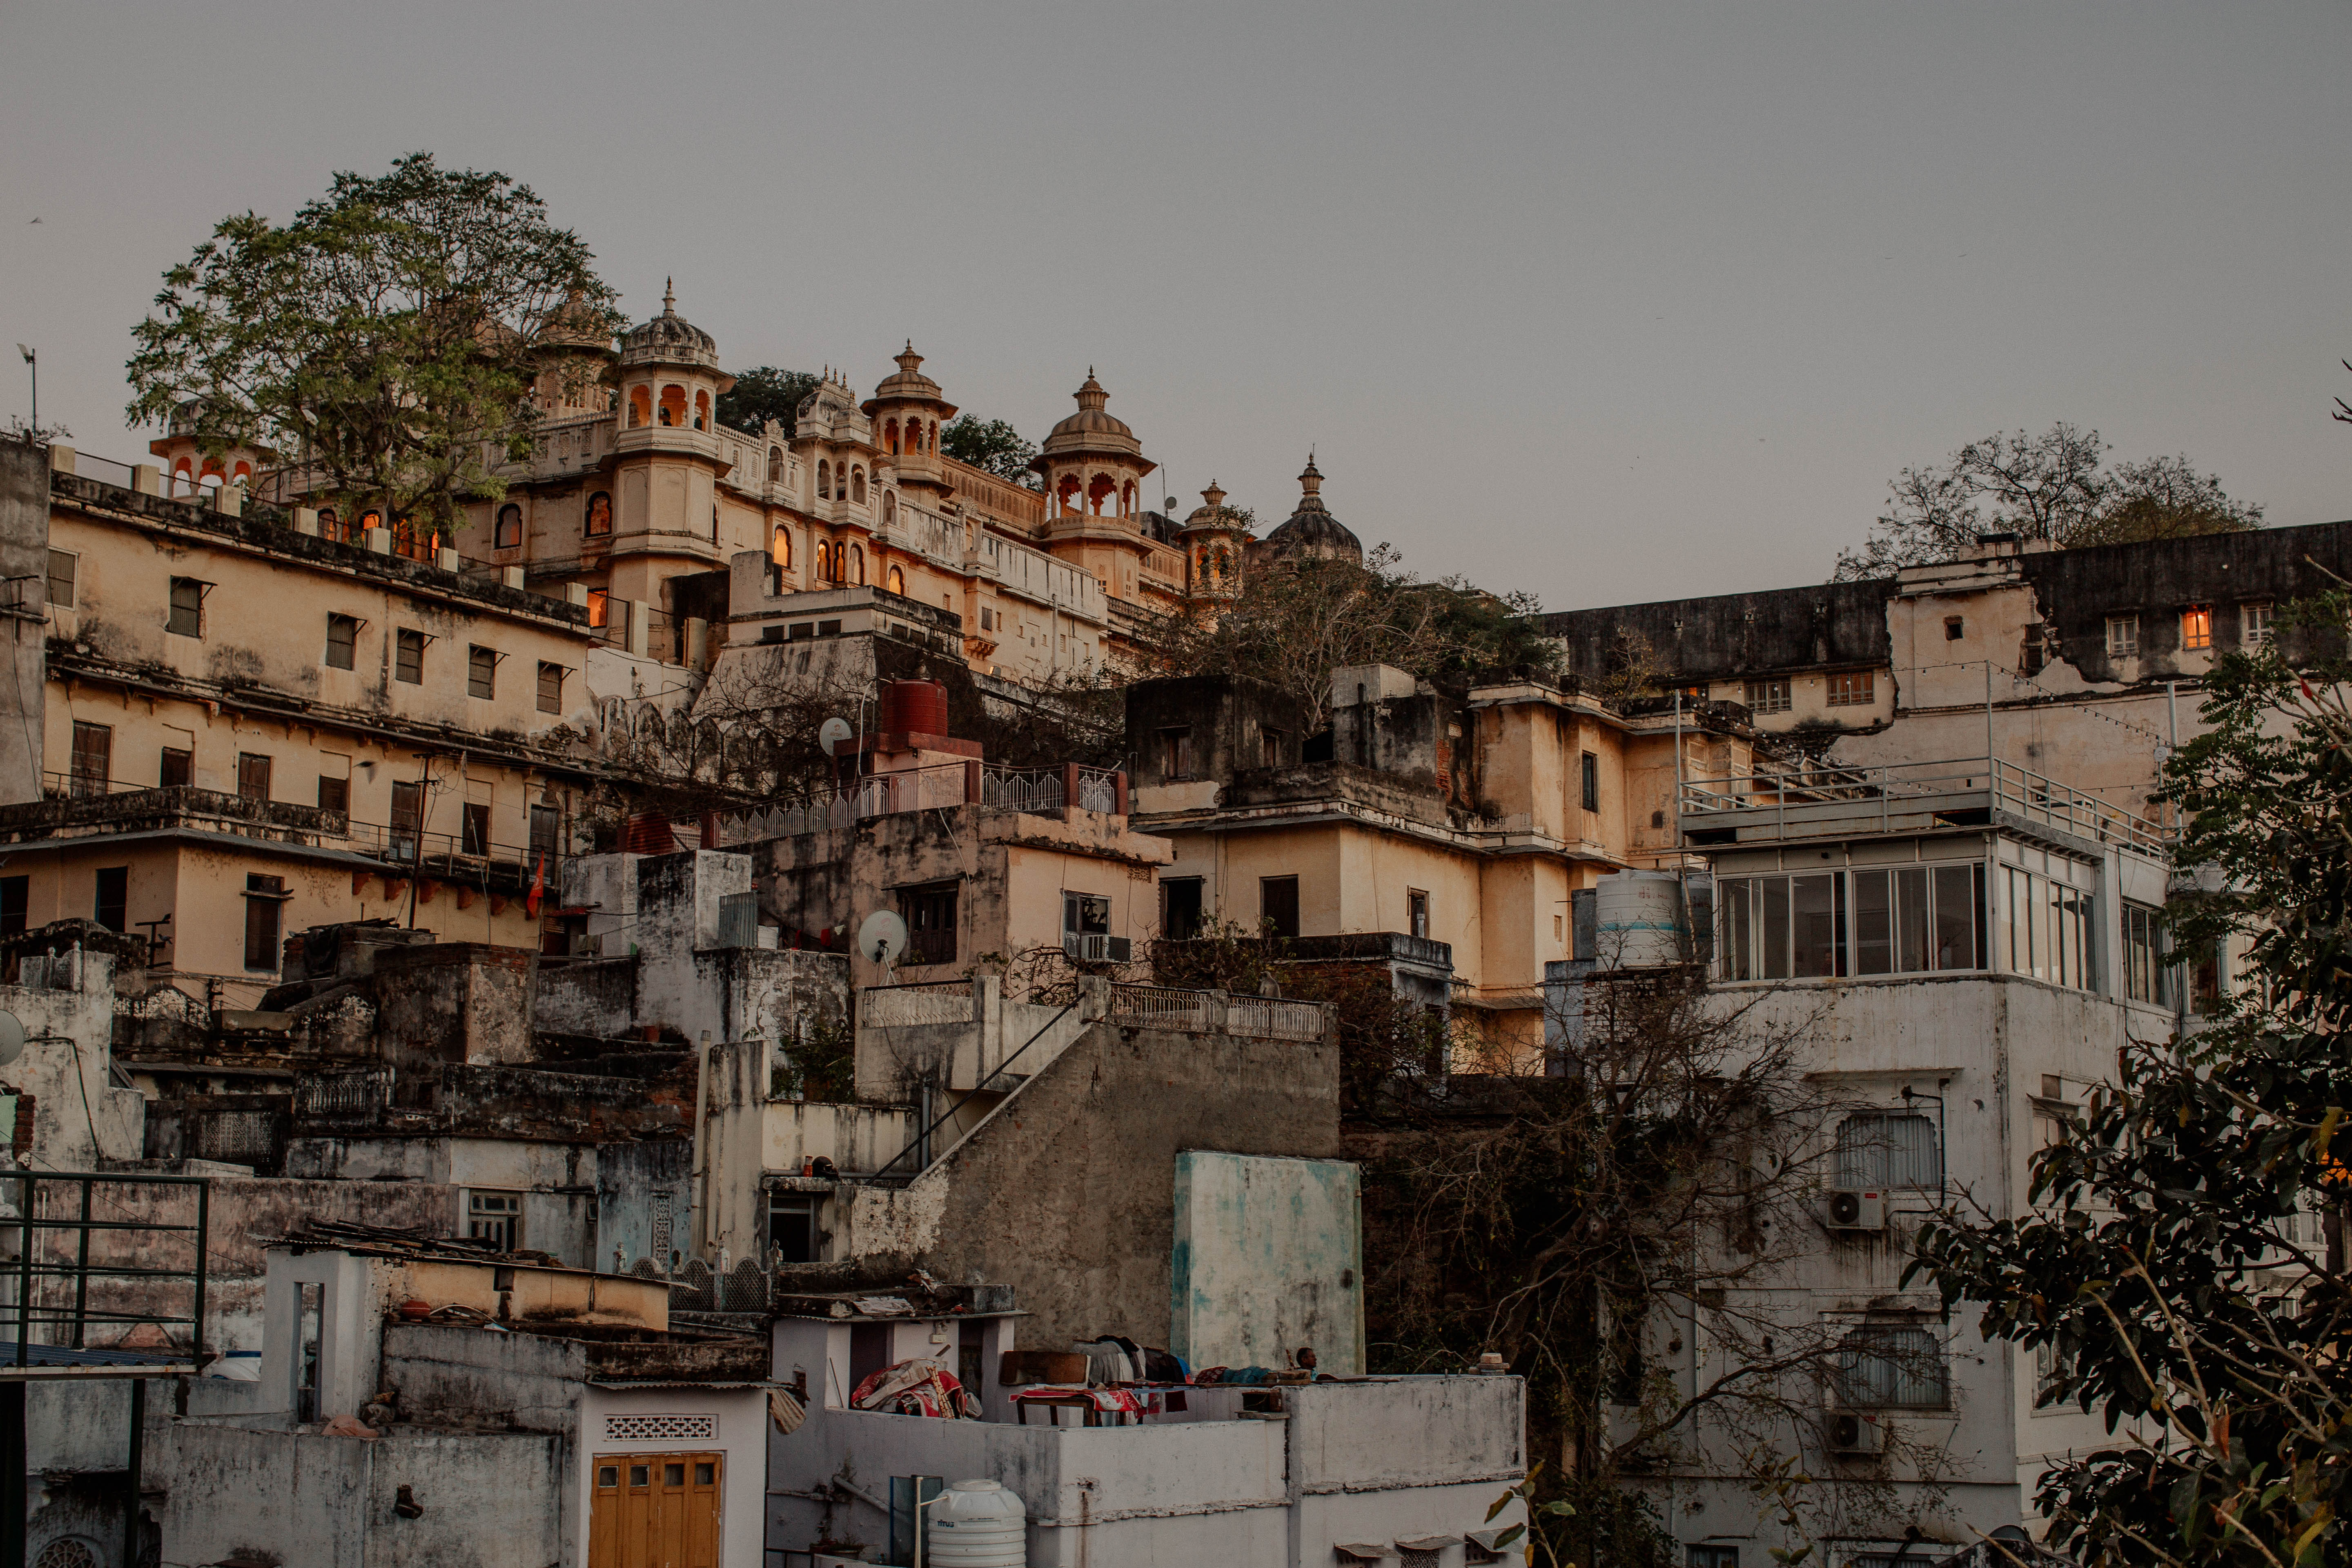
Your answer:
(1179, 481), (1250, 600)
(862, 342), (959, 501)
(617, 280), (732, 433)
(1032, 369), (1156, 524)
(1262, 454), (1362, 565)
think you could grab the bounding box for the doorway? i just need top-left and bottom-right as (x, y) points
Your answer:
(588, 1451), (724, 1568)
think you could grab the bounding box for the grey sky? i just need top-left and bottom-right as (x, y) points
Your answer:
(5, 2), (2347, 611)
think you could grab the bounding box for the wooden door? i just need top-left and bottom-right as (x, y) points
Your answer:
(590, 1451), (724, 1568)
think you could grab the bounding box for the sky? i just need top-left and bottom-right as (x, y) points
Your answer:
(4, 2), (2348, 612)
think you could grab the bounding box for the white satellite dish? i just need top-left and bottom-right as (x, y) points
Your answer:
(856, 909), (909, 967)
(0, 1011), (23, 1070)
(818, 717), (854, 758)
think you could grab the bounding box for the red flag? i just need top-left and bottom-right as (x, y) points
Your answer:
(526, 854), (546, 919)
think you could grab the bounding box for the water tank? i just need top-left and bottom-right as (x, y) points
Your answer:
(882, 679), (949, 738)
(1594, 870), (1685, 969)
(928, 1479), (1026, 1566)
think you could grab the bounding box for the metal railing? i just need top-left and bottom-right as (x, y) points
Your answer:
(292, 1067), (394, 1121)
(1, 1170), (209, 1365)
(1108, 984), (1327, 1041)
(716, 763), (1127, 843)
(1678, 756), (2169, 856)
(860, 982), (976, 1028)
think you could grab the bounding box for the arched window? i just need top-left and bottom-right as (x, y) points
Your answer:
(815, 541), (831, 581)
(628, 386), (650, 428)
(883, 492), (897, 526)
(1087, 472), (1116, 515)
(850, 545), (865, 586)
(658, 385), (686, 427)
(495, 503), (523, 550)
(888, 565), (906, 595)
(585, 492), (612, 537)
(773, 527), (793, 570)
(1121, 480), (1136, 516)
(1055, 474), (1080, 517)
(232, 461), (252, 486)
(816, 460), (830, 499)
(693, 390), (710, 431)
(767, 446), (783, 482)
(885, 419), (899, 454)
(851, 467), (866, 504)
(927, 421), (938, 453)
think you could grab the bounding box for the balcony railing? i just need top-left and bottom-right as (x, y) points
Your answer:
(1107, 983), (1326, 1041)
(1678, 756), (2169, 856)
(715, 764), (1127, 844)
(861, 981), (977, 1028)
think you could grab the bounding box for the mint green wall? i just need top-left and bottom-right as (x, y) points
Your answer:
(1171, 1151), (1364, 1374)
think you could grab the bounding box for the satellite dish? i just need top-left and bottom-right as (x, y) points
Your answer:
(857, 910), (909, 967)
(818, 717), (854, 757)
(0, 1011), (23, 1070)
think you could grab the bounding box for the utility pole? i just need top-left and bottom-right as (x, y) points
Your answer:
(13, 345), (31, 443)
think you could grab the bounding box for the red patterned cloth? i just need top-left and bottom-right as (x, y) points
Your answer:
(1010, 1385), (1147, 1417)
(850, 1358), (978, 1419)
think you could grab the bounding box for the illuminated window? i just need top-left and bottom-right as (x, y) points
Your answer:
(2181, 606), (2212, 650)
(585, 492), (612, 537)
(494, 503), (522, 549)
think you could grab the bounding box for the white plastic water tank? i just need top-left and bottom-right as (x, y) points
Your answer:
(1594, 870), (1685, 969)
(927, 1479), (1027, 1567)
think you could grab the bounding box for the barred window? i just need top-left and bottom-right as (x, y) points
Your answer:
(1835, 1111), (1942, 1190)
(1835, 1324), (1947, 1409)
(1826, 670), (1874, 707)
(1744, 678), (1791, 715)
(2105, 615), (2139, 657)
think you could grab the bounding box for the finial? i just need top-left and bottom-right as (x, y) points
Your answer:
(662, 277), (675, 314)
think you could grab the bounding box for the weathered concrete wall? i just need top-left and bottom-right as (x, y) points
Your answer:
(842, 1017), (1342, 1352)
(1171, 1151), (1364, 1374)
(0, 441), (47, 805)
(533, 955), (637, 1036)
(372, 943), (539, 1066)
(0, 947), (146, 1167)
(596, 1138), (693, 1274)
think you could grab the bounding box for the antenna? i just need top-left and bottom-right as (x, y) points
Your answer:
(856, 909), (910, 984)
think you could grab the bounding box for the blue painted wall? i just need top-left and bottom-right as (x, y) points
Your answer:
(1171, 1151), (1363, 1374)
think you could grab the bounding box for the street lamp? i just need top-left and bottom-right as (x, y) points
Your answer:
(13, 345), (31, 444)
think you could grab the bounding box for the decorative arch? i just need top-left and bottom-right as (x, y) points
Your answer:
(885, 418), (900, 455)
(628, 386), (650, 427)
(585, 492), (613, 537)
(882, 492), (898, 527)
(851, 467), (866, 504)
(1087, 472), (1116, 515)
(816, 459), (831, 499)
(1054, 473), (1081, 517)
(767, 445), (783, 482)
(887, 565), (906, 595)
(693, 390), (710, 430)
(814, 541), (831, 582)
(927, 421), (938, 453)
(849, 545), (865, 586)
(773, 526), (793, 570)
(495, 503), (523, 550)
(1120, 479), (1136, 517)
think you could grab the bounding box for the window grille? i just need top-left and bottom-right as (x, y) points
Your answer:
(601, 1413), (717, 1442)
(2105, 615), (2139, 657)
(1826, 670), (1874, 707)
(1744, 678), (1791, 715)
(1835, 1324), (1947, 1408)
(1835, 1111), (1942, 1189)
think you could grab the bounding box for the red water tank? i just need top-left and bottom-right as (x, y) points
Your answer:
(881, 679), (949, 737)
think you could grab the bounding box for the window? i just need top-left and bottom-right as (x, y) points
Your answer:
(468, 1191), (523, 1253)
(2020, 624), (2047, 677)
(1160, 727), (1196, 780)
(1580, 751), (1599, 813)
(773, 526), (793, 570)
(1063, 892), (1110, 939)
(887, 565), (905, 595)
(323, 613), (359, 670)
(768, 445), (784, 483)
(1836, 1111), (1942, 1190)
(1262, 729), (1286, 768)
(1826, 670), (1874, 707)
(390, 780), (425, 860)
(1717, 865), (1984, 982)
(585, 492), (612, 537)
(0, 875), (26, 935)
(294, 1281), (323, 1424)
(394, 629), (425, 684)
(1408, 889), (1430, 940)
(530, 804), (561, 860)
(94, 866), (128, 933)
(2181, 605), (2212, 650)
(244, 873), (285, 971)
(69, 721), (111, 799)
(899, 882), (958, 966)
(468, 645), (497, 700)
(768, 1194), (820, 1265)
(978, 605), (993, 632)
(2105, 615), (2139, 658)
(849, 545), (864, 585)
(852, 467), (866, 504)
(1744, 678), (1791, 715)
(494, 503), (522, 549)
(160, 748), (192, 790)
(1835, 1325), (1947, 1409)
(1943, 616), (1964, 641)
(2003, 865), (2092, 989)
(167, 577), (204, 637)
(236, 753), (272, 804)
(817, 460), (830, 499)
(537, 661), (566, 715)
(1688, 1550), (1740, 1568)
(461, 802), (491, 857)
(2122, 901), (2169, 1006)
(2243, 601), (2274, 647)
(1162, 878), (1205, 941)
(1260, 875), (1301, 940)
(45, 549), (75, 611)
(317, 775), (349, 815)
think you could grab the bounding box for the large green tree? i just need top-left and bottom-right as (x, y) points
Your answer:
(127, 151), (623, 531)
(1835, 424), (2262, 580)
(1910, 594), (2352, 1567)
(717, 366), (821, 437)
(940, 414), (1042, 488)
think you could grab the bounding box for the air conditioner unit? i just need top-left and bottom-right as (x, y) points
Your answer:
(1061, 934), (1133, 964)
(1821, 1190), (1886, 1231)
(1825, 1408), (1881, 1456)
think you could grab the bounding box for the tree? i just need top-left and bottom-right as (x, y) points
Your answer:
(940, 415), (1040, 488)
(1909, 590), (2352, 1568)
(1360, 964), (1940, 1563)
(1835, 424), (2261, 580)
(126, 152), (623, 533)
(717, 366), (820, 437)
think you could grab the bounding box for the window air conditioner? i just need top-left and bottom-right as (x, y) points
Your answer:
(1821, 1190), (1886, 1231)
(1061, 934), (1133, 964)
(1825, 1409), (1881, 1456)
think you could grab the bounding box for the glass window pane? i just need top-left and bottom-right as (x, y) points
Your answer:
(1851, 870), (1893, 976)
(1931, 866), (1976, 971)
(1719, 878), (1753, 980)
(1792, 874), (1838, 977)
(1895, 868), (1929, 973)
(1761, 877), (1791, 980)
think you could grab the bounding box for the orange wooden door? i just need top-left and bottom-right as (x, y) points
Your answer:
(590, 1452), (724, 1568)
